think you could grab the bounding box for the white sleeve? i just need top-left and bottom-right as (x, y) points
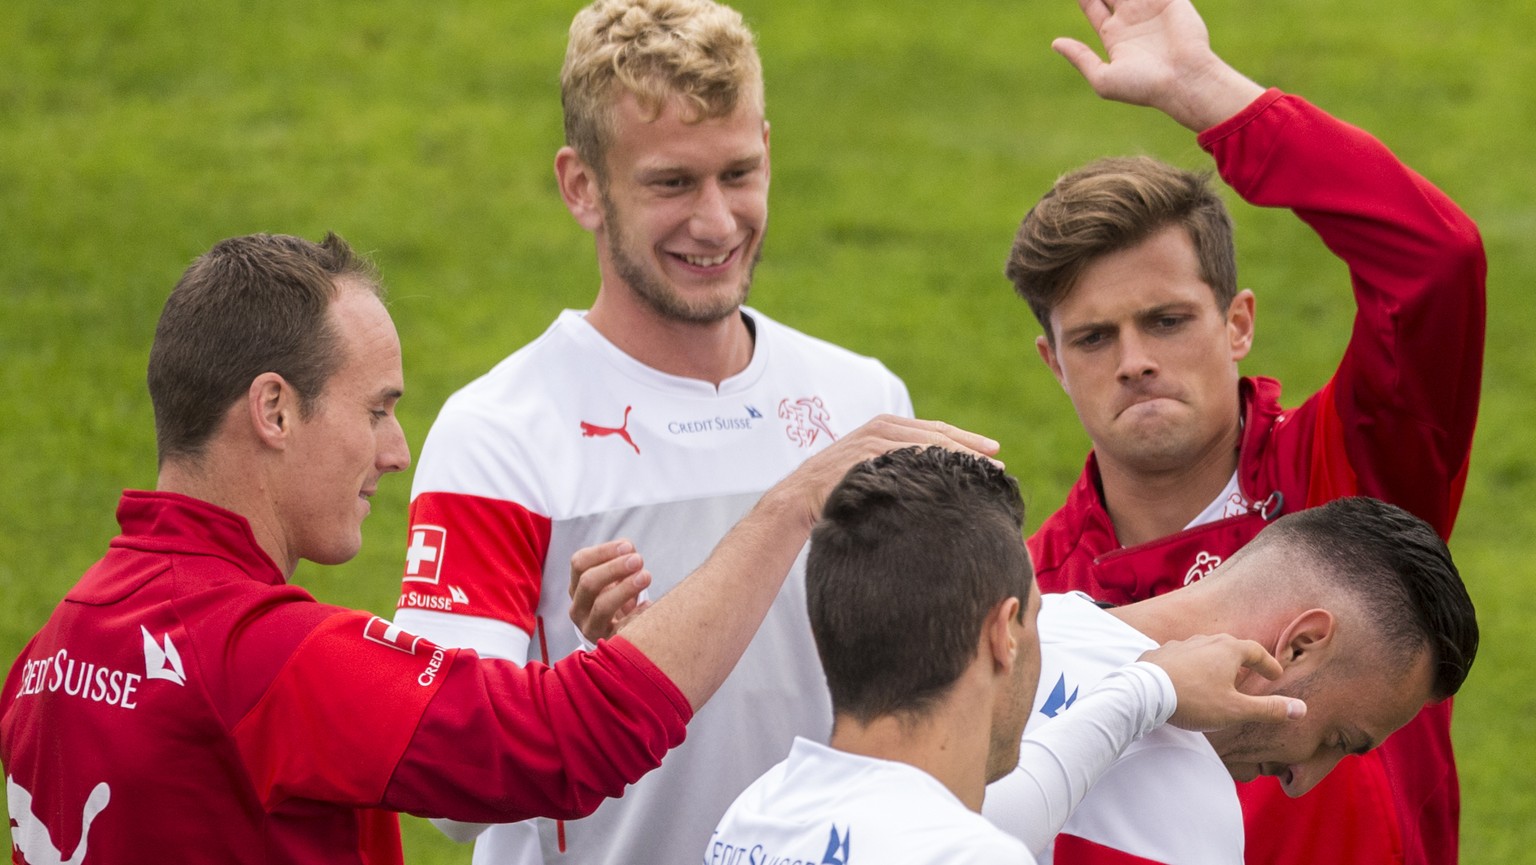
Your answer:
(983, 661), (1176, 855)
(392, 607), (531, 663)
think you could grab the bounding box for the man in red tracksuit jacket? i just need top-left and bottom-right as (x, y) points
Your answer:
(1009, 0), (1485, 863)
(0, 232), (992, 865)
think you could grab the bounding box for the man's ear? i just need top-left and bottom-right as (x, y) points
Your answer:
(248, 372), (296, 450)
(987, 596), (1023, 671)
(1228, 289), (1256, 362)
(761, 120), (772, 184)
(1036, 334), (1065, 387)
(1274, 608), (1336, 673)
(555, 146), (605, 233)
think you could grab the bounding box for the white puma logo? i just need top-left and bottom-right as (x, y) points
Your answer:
(6, 775), (111, 865)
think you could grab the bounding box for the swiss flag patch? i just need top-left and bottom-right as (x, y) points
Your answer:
(402, 524), (447, 584)
(362, 616), (434, 656)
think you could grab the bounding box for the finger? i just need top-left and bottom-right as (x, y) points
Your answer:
(569, 539), (635, 595)
(1232, 639), (1285, 681)
(872, 416), (1003, 459)
(614, 598), (654, 633)
(1236, 694), (1308, 725)
(568, 552), (643, 628)
(586, 568), (652, 635)
(1077, 0), (1114, 31)
(1052, 38), (1106, 86)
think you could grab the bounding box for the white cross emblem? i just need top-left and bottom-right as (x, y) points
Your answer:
(403, 525), (447, 584)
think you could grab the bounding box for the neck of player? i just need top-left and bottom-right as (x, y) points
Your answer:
(585, 293), (755, 387)
(1097, 415), (1243, 548)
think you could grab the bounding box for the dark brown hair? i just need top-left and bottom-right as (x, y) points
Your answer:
(147, 232), (380, 464)
(1006, 156), (1236, 340)
(808, 447), (1031, 723)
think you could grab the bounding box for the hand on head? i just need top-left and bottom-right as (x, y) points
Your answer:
(1140, 634), (1307, 732)
(567, 416), (1000, 644)
(775, 415), (1002, 533)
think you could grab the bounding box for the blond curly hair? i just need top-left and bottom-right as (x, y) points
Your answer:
(561, 0), (764, 176)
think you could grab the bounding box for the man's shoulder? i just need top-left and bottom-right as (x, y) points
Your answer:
(749, 308), (905, 385)
(440, 313), (589, 411)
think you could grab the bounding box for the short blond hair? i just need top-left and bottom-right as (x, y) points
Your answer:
(561, 0), (764, 176)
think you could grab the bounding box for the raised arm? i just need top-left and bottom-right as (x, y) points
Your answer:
(1052, 0), (1263, 131)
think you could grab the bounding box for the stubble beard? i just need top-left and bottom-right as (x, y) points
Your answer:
(603, 199), (761, 325)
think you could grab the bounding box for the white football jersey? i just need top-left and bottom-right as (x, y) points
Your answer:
(997, 593), (1243, 864)
(394, 307), (912, 865)
(712, 738), (1037, 865)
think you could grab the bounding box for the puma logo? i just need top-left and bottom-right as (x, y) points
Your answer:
(7, 775), (111, 865)
(580, 406), (640, 455)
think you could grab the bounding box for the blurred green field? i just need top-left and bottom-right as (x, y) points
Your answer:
(3, 0), (1532, 861)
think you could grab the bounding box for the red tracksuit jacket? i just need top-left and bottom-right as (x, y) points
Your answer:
(1, 491), (691, 864)
(1030, 90), (1485, 865)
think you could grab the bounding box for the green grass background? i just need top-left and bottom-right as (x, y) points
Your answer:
(3, 0), (1532, 860)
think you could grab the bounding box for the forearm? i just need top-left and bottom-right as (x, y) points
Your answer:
(384, 638), (690, 823)
(620, 484), (809, 711)
(986, 662), (1175, 855)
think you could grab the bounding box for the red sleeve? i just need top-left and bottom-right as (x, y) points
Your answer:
(381, 635), (692, 823)
(231, 610), (455, 809)
(1054, 834), (1171, 864)
(1202, 90), (1485, 539)
(397, 491), (551, 633)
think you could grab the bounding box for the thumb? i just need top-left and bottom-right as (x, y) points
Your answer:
(1051, 38), (1105, 86)
(1247, 694), (1307, 724)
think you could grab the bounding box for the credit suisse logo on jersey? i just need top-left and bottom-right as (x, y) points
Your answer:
(11, 625), (189, 710)
(363, 616), (447, 687)
(706, 823), (851, 865)
(399, 524), (473, 613)
(665, 404), (765, 437)
(583, 397), (841, 450)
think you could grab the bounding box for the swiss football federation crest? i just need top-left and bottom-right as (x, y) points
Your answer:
(778, 396), (838, 448)
(580, 405), (641, 455)
(1184, 550), (1223, 586)
(403, 524), (447, 584)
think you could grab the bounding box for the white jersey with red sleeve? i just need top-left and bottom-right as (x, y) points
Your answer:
(990, 593), (1243, 865)
(393, 306), (912, 865)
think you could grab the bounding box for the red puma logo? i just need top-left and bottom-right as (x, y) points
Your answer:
(580, 405), (640, 455)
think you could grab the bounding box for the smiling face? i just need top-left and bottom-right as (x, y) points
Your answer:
(278, 284), (410, 567)
(587, 91), (769, 325)
(1205, 645), (1434, 797)
(1038, 225), (1254, 478)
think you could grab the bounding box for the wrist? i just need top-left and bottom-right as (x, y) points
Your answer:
(1164, 62), (1266, 132)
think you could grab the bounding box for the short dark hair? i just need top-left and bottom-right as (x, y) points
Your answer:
(807, 447), (1031, 723)
(1249, 497), (1478, 700)
(147, 232), (380, 465)
(1005, 156), (1237, 340)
